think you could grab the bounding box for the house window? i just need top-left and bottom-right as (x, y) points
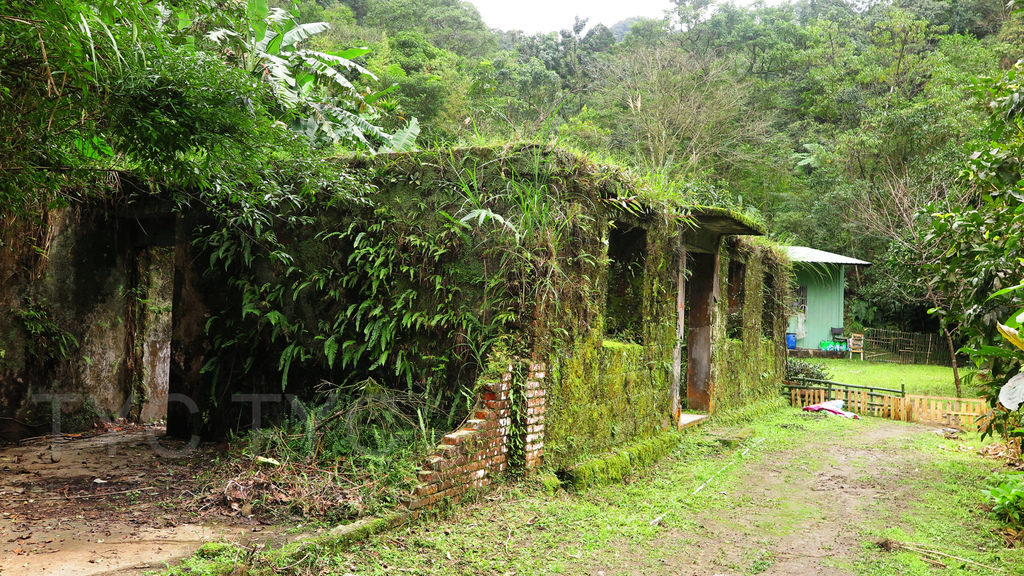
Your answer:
(605, 221), (647, 342)
(791, 285), (808, 315)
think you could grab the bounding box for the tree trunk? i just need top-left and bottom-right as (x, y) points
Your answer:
(942, 324), (962, 397)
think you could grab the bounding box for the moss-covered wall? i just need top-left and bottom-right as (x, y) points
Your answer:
(166, 146), (621, 437)
(545, 338), (672, 468)
(0, 193), (181, 440)
(0, 207), (131, 438)
(542, 211), (678, 469)
(710, 238), (790, 413)
(1, 146), (790, 461)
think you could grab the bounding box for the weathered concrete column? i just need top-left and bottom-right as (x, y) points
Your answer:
(670, 244), (686, 421)
(167, 215), (208, 439)
(685, 249), (719, 413)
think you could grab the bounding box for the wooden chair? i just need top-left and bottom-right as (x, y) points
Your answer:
(848, 333), (864, 360)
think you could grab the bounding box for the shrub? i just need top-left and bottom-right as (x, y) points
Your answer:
(785, 359), (831, 381)
(983, 471), (1024, 529)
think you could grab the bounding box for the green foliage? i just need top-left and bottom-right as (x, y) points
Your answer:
(105, 47), (282, 184)
(0, 0), (409, 234)
(922, 60), (1024, 429)
(785, 359), (831, 381)
(368, 31), (465, 143)
(1, 0), (170, 205)
(982, 472), (1024, 530)
(240, 382), (423, 516)
(13, 300), (79, 368)
(205, 0), (414, 150)
(194, 148), (608, 442)
(362, 0), (496, 59)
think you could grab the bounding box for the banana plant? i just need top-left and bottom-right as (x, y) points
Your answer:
(206, 0), (417, 151)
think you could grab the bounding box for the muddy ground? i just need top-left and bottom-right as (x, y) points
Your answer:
(0, 426), (308, 576)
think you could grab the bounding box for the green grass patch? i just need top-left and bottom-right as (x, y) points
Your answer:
(157, 407), (1023, 575)
(814, 358), (980, 397)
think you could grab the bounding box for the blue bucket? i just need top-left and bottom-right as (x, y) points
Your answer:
(785, 333), (797, 350)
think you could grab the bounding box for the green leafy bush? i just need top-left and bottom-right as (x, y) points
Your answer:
(784, 359), (831, 381)
(982, 471), (1024, 529)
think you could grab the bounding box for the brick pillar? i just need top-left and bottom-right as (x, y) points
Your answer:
(524, 362), (546, 470)
(408, 369), (511, 511)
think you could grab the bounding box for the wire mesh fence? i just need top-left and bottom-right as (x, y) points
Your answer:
(862, 328), (951, 366)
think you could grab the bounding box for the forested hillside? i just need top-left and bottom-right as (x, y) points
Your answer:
(3, 0), (1021, 335)
(316, 0), (1014, 335)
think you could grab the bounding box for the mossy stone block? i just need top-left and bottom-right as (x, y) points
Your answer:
(539, 472), (563, 495)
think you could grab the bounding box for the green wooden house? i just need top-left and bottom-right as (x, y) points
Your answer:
(784, 246), (870, 350)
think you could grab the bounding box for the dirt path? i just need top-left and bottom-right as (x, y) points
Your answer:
(0, 428), (302, 576)
(591, 416), (965, 576)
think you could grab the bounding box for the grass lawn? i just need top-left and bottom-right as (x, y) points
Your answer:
(811, 358), (981, 398)
(159, 405), (1024, 576)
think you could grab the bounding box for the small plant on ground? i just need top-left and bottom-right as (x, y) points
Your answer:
(785, 358), (831, 381)
(982, 471), (1024, 543)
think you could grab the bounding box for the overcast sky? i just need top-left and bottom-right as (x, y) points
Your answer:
(466, 0), (677, 35)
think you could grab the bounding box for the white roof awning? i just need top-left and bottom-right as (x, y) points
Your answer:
(784, 246), (870, 266)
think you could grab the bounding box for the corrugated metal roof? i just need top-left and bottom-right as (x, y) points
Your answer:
(784, 246), (871, 265)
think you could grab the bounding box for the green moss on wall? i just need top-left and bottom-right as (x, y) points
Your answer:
(562, 430), (684, 491)
(545, 335), (671, 469)
(711, 238), (790, 413)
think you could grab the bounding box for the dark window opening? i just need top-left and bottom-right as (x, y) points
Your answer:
(726, 258), (745, 340)
(605, 222), (647, 342)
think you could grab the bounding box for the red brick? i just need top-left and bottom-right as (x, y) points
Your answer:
(443, 431), (473, 446)
(475, 410), (494, 420)
(414, 483), (438, 497)
(485, 400), (509, 410)
(415, 495), (434, 509)
(440, 445), (467, 460)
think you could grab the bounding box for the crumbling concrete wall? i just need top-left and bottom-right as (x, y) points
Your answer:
(0, 201), (176, 441)
(0, 207), (129, 438)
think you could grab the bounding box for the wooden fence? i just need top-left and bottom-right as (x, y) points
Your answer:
(904, 395), (991, 430)
(861, 328), (951, 366)
(783, 378), (991, 430)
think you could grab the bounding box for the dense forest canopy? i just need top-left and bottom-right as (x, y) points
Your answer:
(3, 0), (1024, 339)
